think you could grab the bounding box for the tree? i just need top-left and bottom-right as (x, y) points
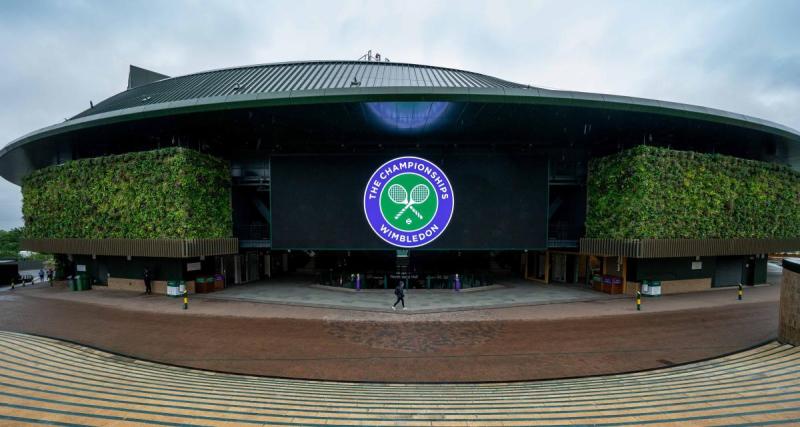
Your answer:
(0, 228), (22, 259)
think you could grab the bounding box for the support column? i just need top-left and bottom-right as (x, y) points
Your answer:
(524, 252), (529, 279)
(780, 259), (800, 345)
(622, 256), (628, 293)
(544, 251), (550, 284)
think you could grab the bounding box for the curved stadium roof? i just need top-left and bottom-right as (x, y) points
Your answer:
(74, 60), (527, 120)
(1, 60), (799, 184)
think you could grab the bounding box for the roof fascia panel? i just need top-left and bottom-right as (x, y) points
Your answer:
(4, 85), (800, 164)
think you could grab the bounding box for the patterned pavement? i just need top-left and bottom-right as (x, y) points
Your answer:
(0, 331), (798, 426)
(202, 278), (618, 313)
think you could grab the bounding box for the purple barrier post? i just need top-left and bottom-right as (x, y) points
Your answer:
(356, 273), (361, 291)
(455, 274), (461, 292)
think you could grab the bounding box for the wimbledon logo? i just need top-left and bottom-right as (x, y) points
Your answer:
(363, 156), (454, 248)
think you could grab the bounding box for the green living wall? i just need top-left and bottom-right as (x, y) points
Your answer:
(586, 145), (800, 239)
(22, 147), (232, 239)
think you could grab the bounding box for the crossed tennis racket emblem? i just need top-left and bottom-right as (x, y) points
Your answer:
(387, 183), (431, 221)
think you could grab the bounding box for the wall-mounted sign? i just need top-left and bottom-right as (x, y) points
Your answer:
(691, 261), (703, 270)
(187, 262), (202, 272)
(76, 264), (86, 272)
(363, 156), (454, 248)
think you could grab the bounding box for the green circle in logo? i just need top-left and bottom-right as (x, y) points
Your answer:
(379, 173), (438, 232)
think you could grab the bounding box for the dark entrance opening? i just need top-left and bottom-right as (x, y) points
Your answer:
(744, 256), (756, 286)
(300, 250), (523, 289)
(713, 256), (744, 288)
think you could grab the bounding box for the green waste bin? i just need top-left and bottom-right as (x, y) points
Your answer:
(167, 280), (179, 297)
(68, 277), (76, 291)
(77, 274), (91, 291)
(649, 280), (662, 297)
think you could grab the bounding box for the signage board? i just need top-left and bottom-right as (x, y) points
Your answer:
(363, 156), (454, 248)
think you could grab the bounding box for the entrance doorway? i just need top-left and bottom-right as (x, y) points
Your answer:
(526, 251), (587, 284)
(551, 253), (567, 282)
(714, 256), (744, 287)
(744, 256), (756, 286)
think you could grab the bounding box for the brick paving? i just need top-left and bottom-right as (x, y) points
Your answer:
(8, 274), (781, 322)
(202, 277), (620, 313)
(0, 280), (780, 382)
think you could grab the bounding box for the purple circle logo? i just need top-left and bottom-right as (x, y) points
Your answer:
(364, 156), (454, 248)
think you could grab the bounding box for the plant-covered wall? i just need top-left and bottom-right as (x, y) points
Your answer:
(22, 148), (232, 239)
(586, 145), (800, 239)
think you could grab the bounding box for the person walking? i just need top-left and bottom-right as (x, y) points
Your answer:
(38, 269), (45, 284)
(47, 268), (54, 286)
(143, 268), (152, 295)
(392, 281), (406, 310)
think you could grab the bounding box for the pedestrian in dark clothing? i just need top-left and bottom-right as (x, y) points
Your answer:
(47, 268), (54, 286)
(392, 281), (406, 310)
(38, 269), (45, 284)
(143, 268), (152, 295)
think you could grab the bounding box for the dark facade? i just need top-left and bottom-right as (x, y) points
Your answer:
(2, 61), (799, 293)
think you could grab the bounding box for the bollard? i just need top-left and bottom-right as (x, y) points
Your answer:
(636, 291), (641, 311)
(183, 291), (188, 310)
(454, 274), (461, 292)
(355, 273), (361, 291)
(738, 283), (743, 301)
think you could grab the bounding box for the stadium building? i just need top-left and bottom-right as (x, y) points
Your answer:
(2, 59), (799, 294)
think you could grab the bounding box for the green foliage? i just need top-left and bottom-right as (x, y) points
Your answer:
(24, 252), (54, 262)
(0, 228), (22, 258)
(22, 148), (232, 239)
(586, 145), (800, 239)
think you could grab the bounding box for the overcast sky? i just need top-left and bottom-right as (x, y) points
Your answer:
(0, 0), (798, 230)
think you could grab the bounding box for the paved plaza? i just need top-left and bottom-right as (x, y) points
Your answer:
(203, 277), (619, 313)
(0, 278), (780, 381)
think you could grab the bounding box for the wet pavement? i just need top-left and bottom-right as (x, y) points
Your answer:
(203, 277), (619, 313)
(0, 280), (780, 382)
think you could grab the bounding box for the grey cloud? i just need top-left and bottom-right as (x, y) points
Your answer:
(0, 0), (798, 230)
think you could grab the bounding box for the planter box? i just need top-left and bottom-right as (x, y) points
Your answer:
(195, 281), (213, 294)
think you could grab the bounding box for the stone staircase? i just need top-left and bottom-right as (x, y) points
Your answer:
(0, 331), (798, 426)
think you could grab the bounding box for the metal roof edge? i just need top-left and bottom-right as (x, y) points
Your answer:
(70, 59), (524, 112)
(3, 87), (799, 162)
(508, 89), (800, 141)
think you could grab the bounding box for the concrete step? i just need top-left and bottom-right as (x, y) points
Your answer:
(0, 331), (797, 425)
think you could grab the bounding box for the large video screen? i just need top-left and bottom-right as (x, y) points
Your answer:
(270, 154), (548, 250)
